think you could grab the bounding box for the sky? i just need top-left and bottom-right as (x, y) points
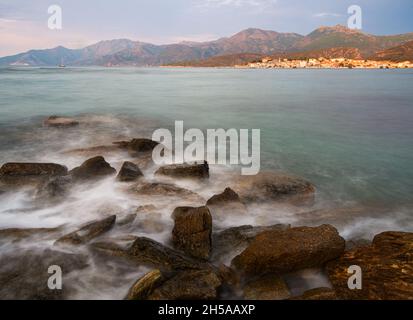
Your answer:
(1, 0), (413, 56)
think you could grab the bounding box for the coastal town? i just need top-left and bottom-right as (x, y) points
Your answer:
(236, 57), (413, 69)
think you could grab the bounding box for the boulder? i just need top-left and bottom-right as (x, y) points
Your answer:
(35, 175), (73, 199)
(231, 225), (345, 276)
(117, 161), (143, 182)
(172, 206), (212, 260)
(127, 138), (159, 157)
(131, 182), (203, 201)
(92, 237), (211, 272)
(43, 116), (79, 127)
(212, 224), (289, 262)
(69, 156), (116, 181)
(326, 231), (413, 300)
(243, 274), (290, 300)
(55, 215), (116, 246)
(148, 269), (221, 300)
(290, 287), (337, 300)
(206, 187), (247, 218)
(231, 171), (315, 205)
(126, 269), (164, 300)
(0, 163), (68, 177)
(155, 161), (209, 180)
(0, 249), (88, 299)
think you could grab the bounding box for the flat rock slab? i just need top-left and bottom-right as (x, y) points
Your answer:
(155, 162), (209, 180)
(327, 231), (413, 300)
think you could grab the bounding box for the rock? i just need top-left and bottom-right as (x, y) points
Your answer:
(63, 145), (125, 157)
(43, 116), (79, 127)
(345, 238), (371, 251)
(231, 172), (315, 205)
(326, 231), (413, 300)
(148, 269), (221, 300)
(212, 224), (290, 262)
(117, 214), (137, 226)
(127, 138), (159, 156)
(231, 225), (345, 276)
(207, 187), (241, 206)
(35, 175), (73, 199)
(117, 161), (143, 182)
(131, 182), (203, 201)
(290, 287), (337, 300)
(206, 187), (247, 218)
(172, 206), (212, 260)
(243, 274), (290, 300)
(155, 161), (209, 180)
(55, 215), (116, 246)
(126, 270), (164, 300)
(135, 211), (165, 233)
(0, 163), (68, 177)
(0, 249), (88, 299)
(0, 227), (60, 243)
(69, 156), (116, 181)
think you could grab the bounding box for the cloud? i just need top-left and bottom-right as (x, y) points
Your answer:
(313, 12), (343, 18)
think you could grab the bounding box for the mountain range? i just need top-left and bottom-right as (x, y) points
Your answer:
(1, 25), (413, 67)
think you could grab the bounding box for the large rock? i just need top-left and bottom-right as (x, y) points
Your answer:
(35, 175), (73, 199)
(206, 187), (247, 218)
(92, 237), (210, 272)
(212, 224), (290, 262)
(243, 274), (290, 300)
(231, 172), (315, 205)
(131, 182), (203, 201)
(231, 225), (345, 276)
(126, 269), (164, 300)
(127, 138), (159, 157)
(69, 156), (116, 181)
(117, 161), (143, 182)
(155, 161), (209, 180)
(55, 215), (116, 246)
(327, 231), (413, 300)
(172, 206), (212, 260)
(43, 116), (79, 127)
(0, 249), (88, 299)
(148, 269), (221, 300)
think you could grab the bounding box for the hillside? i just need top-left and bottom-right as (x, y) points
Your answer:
(370, 40), (413, 62)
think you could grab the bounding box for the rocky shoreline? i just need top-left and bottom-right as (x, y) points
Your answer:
(0, 115), (411, 300)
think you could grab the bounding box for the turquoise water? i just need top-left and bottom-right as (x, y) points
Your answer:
(0, 67), (413, 207)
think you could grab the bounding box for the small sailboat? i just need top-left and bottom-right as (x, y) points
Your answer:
(58, 57), (66, 68)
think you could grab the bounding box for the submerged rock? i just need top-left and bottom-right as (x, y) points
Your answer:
(155, 161), (209, 180)
(55, 215), (116, 246)
(0, 249), (88, 299)
(243, 274), (290, 300)
(231, 171), (315, 205)
(290, 287), (337, 300)
(231, 224), (345, 276)
(126, 269), (164, 300)
(43, 116), (79, 127)
(0, 227), (60, 243)
(206, 187), (247, 218)
(327, 231), (413, 300)
(35, 175), (73, 199)
(131, 181), (203, 201)
(117, 161), (143, 182)
(127, 138), (159, 157)
(69, 156), (116, 181)
(172, 206), (212, 260)
(148, 269), (222, 300)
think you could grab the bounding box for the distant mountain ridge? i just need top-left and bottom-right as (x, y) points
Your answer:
(1, 25), (413, 66)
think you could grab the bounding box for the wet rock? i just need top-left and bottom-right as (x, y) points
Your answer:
(43, 116), (79, 127)
(117, 214), (137, 226)
(92, 237), (210, 272)
(290, 287), (337, 300)
(69, 156), (116, 181)
(131, 182), (203, 201)
(55, 215), (116, 246)
(155, 161), (209, 180)
(117, 161), (143, 182)
(327, 231), (413, 300)
(206, 188), (247, 218)
(35, 175), (73, 199)
(345, 238), (371, 251)
(135, 211), (165, 233)
(212, 224), (290, 262)
(0, 227), (60, 243)
(231, 172), (315, 205)
(148, 269), (221, 300)
(172, 206), (212, 260)
(243, 274), (290, 300)
(126, 269), (164, 300)
(0, 249), (88, 299)
(127, 138), (159, 156)
(231, 225), (345, 276)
